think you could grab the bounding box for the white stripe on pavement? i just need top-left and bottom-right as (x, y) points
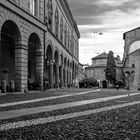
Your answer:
(1, 101), (140, 131)
(0, 89), (100, 108)
(0, 92), (139, 120)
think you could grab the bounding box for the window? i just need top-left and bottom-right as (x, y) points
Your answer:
(48, 0), (53, 31)
(68, 30), (70, 50)
(132, 64), (135, 68)
(70, 34), (73, 53)
(60, 16), (63, 42)
(55, 7), (59, 37)
(64, 24), (67, 46)
(30, 0), (37, 16)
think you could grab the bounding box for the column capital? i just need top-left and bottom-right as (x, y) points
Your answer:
(15, 36), (22, 42)
(48, 59), (54, 65)
(47, 60), (50, 65)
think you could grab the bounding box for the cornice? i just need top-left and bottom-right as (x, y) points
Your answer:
(59, 0), (80, 38)
(59, 0), (73, 26)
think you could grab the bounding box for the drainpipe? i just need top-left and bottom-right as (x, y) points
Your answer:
(43, 0), (46, 91)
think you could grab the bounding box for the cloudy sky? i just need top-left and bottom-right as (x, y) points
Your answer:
(67, 0), (140, 65)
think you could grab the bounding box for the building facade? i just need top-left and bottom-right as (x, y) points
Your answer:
(85, 52), (123, 87)
(123, 27), (140, 90)
(85, 52), (107, 83)
(78, 63), (85, 83)
(0, 0), (80, 92)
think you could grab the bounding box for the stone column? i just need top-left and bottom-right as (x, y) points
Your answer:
(70, 69), (72, 83)
(15, 41), (28, 92)
(36, 48), (44, 91)
(73, 70), (75, 84)
(65, 67), (67, 87)
(68, 68), (70, 84)
(46, 61), (50, 79)
(56, 63), (59, 88)
(60, 66), (64, 88)
(0, 34), (1, 86)
(50, 61), (53, 88)
(69, 69), (71, 84)
(67, 69), (69, 84)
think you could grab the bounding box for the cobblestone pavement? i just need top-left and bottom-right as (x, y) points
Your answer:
(0, 102), (140, 140)
(0, 88), (96, 104)
(1, 90), (140, 139)
(0, 93), (140, 130)
(1, 101), (140, 131)
(0, 92), (139, 120)
(0, 89), (100, 108)
(0, 89), (134, 113)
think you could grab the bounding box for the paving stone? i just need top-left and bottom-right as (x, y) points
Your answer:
(1, 101), (140, 131)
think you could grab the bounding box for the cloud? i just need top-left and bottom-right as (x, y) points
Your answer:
(68, 0), (140, 25)
(67, 0), (140, 64)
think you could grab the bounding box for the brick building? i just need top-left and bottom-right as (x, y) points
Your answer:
(78, 63), (85, 83)
(0, 0), (80, 92)
(85, 52), (123, 87)
(85, 52), (107, 87)
(123, 27), (140, 90)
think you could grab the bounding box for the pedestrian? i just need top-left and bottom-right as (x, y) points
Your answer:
(116, 84), (119, 90)
(127, 86), (129, 91)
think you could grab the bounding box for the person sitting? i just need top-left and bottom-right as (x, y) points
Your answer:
(116, 84), (119, 90)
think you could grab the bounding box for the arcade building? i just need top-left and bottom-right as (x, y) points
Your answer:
(0, 0), (80, 92)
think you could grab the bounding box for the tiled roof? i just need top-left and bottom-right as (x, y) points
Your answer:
(92, 52), (108, 60)
(85, 64), (107, 69)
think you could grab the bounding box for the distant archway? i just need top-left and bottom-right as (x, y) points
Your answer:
(59, 54), (63, 87)
(28, 33), (41, 90)
(129, 41), (140, 54)
(53, 50), (59, 88)
(45, 45), (53, 88)
(102, 80), (107, 88)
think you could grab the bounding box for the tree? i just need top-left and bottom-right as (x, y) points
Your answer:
(116, 55), (121, 62)
(105, 51), (116, 86)
(79, 78), (98, 88)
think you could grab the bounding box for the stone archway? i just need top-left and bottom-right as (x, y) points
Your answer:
(46, 45), (53, 88)
(102, 80), (107, 88)
(0, 20), (21, 91)
(72, 61), (75, 84)
(28, 33), (42, 90)
(59, 54), (63, 88)
(70, 62), (72, 84)
(67, 60), (70, 84)
(130, 71), (135, 89)
(74, 63), (76, 82)
(53, 50), (59, 88)
(64, 57), (67, 87)
(125, 71), (130, 88)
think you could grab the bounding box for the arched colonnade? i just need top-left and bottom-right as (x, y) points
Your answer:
(0, 20), (78, 92)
